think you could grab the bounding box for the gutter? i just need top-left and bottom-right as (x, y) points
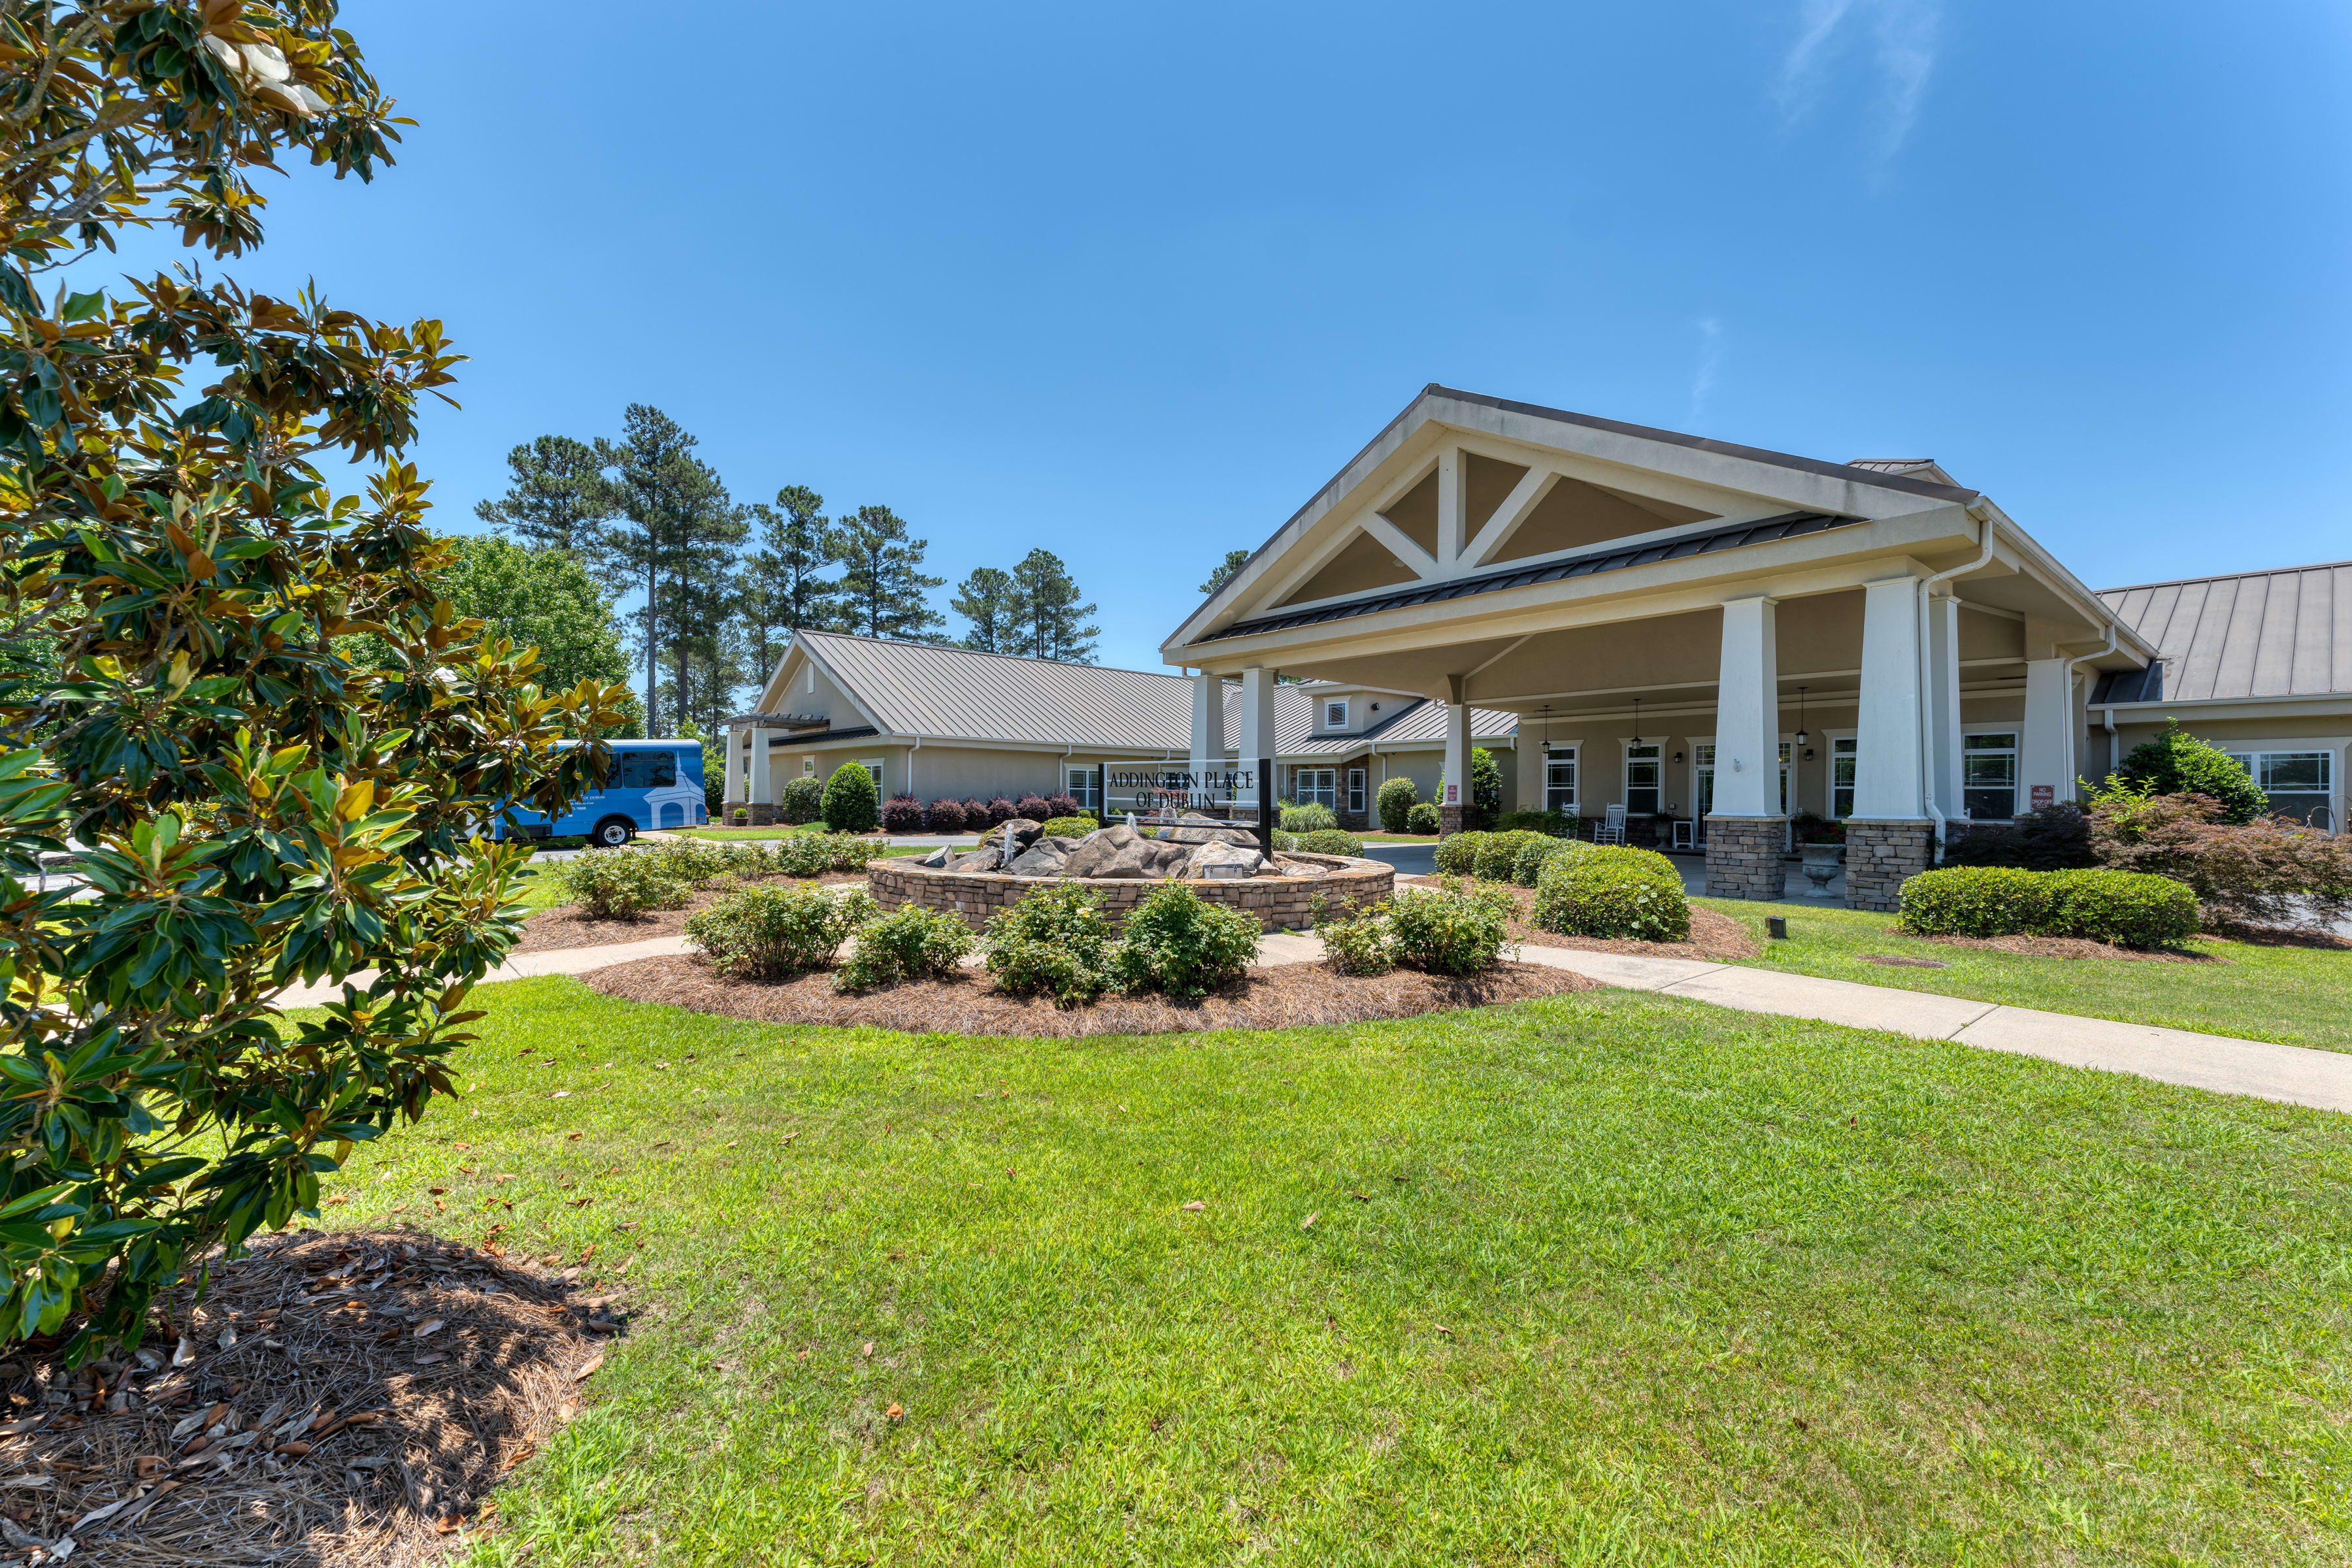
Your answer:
(1916, 514), (1998, 855)
(2064, 622), (2117, 794)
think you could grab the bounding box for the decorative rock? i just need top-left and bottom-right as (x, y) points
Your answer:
(1006, 836), (1084, 877)
(1162, 811), (1259, 847)
(949, 847), (1005, 873)
(999, 817), (1045, 853)
(1184, 841), (1265, 878)
(914, 845), (952, 869)
(1058, 825), (1190, 880)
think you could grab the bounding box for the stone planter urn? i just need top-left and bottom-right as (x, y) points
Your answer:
(1799, 842), (1844, 899)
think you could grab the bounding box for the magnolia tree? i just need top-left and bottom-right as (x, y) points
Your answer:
(0, 2), (628, 1356)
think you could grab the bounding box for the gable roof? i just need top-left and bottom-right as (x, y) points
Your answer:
(783, 631), (1514, 751)
(2093, 561), (2352, 704)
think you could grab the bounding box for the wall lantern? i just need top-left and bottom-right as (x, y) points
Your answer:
(1672, 751), (1684, 764)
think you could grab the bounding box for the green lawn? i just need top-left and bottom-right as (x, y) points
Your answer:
(676, 828), (977, 844)
(295, 980), (2352, 1565)
(1697, 897), (2352, 1054)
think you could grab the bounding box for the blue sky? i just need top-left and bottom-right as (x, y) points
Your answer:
(84, 1), (2352, 676)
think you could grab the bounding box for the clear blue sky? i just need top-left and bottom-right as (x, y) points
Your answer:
(86, 1), (2352, 676)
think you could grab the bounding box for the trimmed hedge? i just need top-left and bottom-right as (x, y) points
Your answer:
(923, 797), (967, 834)
(1039, 816), (1097, 840)
(1293, 828), (1365, 857)
(1376, 776), (1417, 833)
(880, 794), (925, 834)
(1532, 847), (1691, 941)
(1513, 835), (1587, 887)
(1898, 865), (2198, 947)
(1404, 802), (1440, 835)
(821, 761), (879, 834)
(778, 775), (824, 825)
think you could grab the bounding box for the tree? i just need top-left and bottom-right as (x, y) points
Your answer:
(440, 537), (637, 720)
(740, 485), (843, 690)
(1201, 548), (1251, 597)
(951, 566), (1021, 653)
(0, 4), (629, 1355)
(1010, 549), (1099, 663)
(473, 435), (608, 563)
(831, 506), (944, 642)
(2112, 719), (2268, 825)
(593, 406), (745, 733)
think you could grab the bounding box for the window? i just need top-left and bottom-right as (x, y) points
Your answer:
(1691, 742), (1790, 818)
(1323, 698), (1349, 729)
(610, 749), (677, 789)
(2226, 750), (2336, 828)
(1066, 767), (1099, 810)
(1832, 736), (1857, 819)
(1625, 743), (1662, 815)
(1293, 768), (1336, 808)
(859, 757), (885, 800)
(1963, 732), (2017, 820)
(1544, 748), (1578, 813)
(1347, 768), (1366, 815)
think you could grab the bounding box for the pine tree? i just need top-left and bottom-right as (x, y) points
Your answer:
(740, 485), (844, 692)
(1200, 547), (1251, 596)
(1011, 548), (1099, 663)
(593, 405), (745, 734)
(951, 566), (1022, 653)
(832, 505), (945, 642)
(473, 435), (611, 566)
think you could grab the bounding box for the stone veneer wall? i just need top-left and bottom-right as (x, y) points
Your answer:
(867, 853), (1393, 933)
(1843, 820), (1934, 913)
(1702, 815), (1786, 901)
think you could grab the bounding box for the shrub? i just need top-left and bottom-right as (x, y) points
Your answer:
(1495, 809), (1570, 836)
(2089, 787), (2352, 932)
(1474, 829), (1553, 883)
(1532, 847), (1691, 941)
(1405, 802), (1441, 835)
(687, 883), (877, 977)
(552, 851), (693, 917)
(1046, 792), (1082, 820)
(1040, 815), (1097, 840)
(1387, 877), (1515, 974)
(2044, 868), (2201, 947)
(1376, 776), (1417, 833)
(1470, 747), (1503, 828)
(779, 776), (825, 825)
(1317, 903), (1396, 975)
(1897, 866), (2058, 938)
(1433, 831), (1486, 876)
(769, 831), (882, 879)
(821, 762), (880, 834)
(1944, 802), (2095, 870)
(1513, 836), (1587, 887)
(983, 796), (1017, 826)
(1015, 792), (1054, 821)
(1280, 800), (1339, 833)
(1899, 864), (2200, 947)
(1293, 828), (1365, 857)
(1110, 882), (1263, 1000)
(1789, 810), (1846, 846)
(834, 904), (974, 992)
(985, 883), (1120, 1004)
(2112, 719), (2266, 824)
(880, 794), (925, 834)
(924, 797), (968, 834)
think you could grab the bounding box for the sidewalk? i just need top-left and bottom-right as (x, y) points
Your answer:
(273, 926), (2352, 1117)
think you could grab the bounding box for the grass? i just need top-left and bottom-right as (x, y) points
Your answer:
(293, 981), (2352, 1565)
(1697, 897), (2352, 1054)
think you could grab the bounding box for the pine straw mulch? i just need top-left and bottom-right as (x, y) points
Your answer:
(582, 953), (1596, 1037)
(508, 872), (869, 955)
(1396, 876), (1760, 962)
(0, 1228), (618, 1566)
(1905, 930), (2223, 963)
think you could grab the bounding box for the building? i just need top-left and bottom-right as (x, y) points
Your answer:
(720, 629), (1516, 828)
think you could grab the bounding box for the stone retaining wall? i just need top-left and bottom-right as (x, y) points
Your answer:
(1844, 820), (1934, 912)
(867, 853), (1394, 932)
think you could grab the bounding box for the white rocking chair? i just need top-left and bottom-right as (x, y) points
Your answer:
(1594, 803), (1628, 846)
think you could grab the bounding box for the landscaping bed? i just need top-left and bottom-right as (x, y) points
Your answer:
(507, 875), (865, 955)
(0, 1229), (610, 1566)
(580, 953), (1593, 1036)
(1911, 930), (2221, 963)
(1399, 875), (1758, 961)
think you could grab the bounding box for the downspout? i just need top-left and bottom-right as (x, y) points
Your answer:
(1916, 515), (1998, 859)
(2064, 623), (2117, 798)
(908, 736), (920, 802)
(2102, 706), (2118, 778)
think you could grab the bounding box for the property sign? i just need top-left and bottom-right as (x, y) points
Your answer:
(1100, 758), (1274, 850)
(2030, 784), (2054, 809)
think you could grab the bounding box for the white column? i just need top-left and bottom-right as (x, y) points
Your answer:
(1189, 671), (1226, 781)
(1442, 676), (1472, 814)
(1436, 447), (1465, 566)
(1711, 595), (1782, 819)
(1238, 666), (1278, 819)
(1925, 591), (1963, 821)
(1851, 576), (1925, 819)
(721, 727), (746, 807)
(747, 724), (772, 808)
(2019, 657), (2072, 816)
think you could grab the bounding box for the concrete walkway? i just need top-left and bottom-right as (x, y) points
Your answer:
(273, 924), (2352, 1117)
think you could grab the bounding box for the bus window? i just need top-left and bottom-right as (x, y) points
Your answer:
(610, 750), (678, 789)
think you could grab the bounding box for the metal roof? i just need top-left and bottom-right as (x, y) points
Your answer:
(2094, 561), (2352, 704)
(1200, 510), (1861, 644)
(786, 631), (1514, 753)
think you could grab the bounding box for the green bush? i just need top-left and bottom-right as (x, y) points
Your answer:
(985, 883), (1121, 1005)
(552, 851), (693, 917)
(1433, 831), (1487, 876)
(1405, 802), (1440, 835)
(1039, 815), (1097, 840)
(1387, 877), (1515, 973)
(1317, 903), (1396, 975)
(1532, 847), (1690, 941)
(1495, 809), (1569, 836)
(686, 883), (877, 977)
(1293, 828), (1365, 857)
(821, 761), (880, 834)
(834, 904), (974, 992)
(1280, 801), (1339, 833)
(2112, 719), (2267, 825)
(779, 775), (825, 825)
(1898, 865), (2197, 947)
(1473, 829), (1553, 882)
(1376, 776), (1417, 834)
(1513, 836), (1588, 887)
(767, 831), (881, 878)
(1110, 882), (1263, 1000)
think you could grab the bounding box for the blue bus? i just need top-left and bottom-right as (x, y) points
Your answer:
(493, 738), (708, 847)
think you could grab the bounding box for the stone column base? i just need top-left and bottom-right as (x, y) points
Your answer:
(1438, 804), (1465, 835)
(1703, 815), (1787, 901)
(1844, 820), (1934, 911)
(728, 802), (782, 826)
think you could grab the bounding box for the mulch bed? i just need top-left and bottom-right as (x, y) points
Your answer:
(1397, 876), (1761, 962)
(582, 954), (1596, 1037)
(0, 1230), (616, 1565)
(508, 873), (867, 955)
(1908, 931), (2223, 963)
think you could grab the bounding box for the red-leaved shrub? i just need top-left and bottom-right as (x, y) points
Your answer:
(1014, 793), (1053, 821)
(880, 794), (925, 834)
(2089, 789), (2352, 933)
(924, 797), (967, 834)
